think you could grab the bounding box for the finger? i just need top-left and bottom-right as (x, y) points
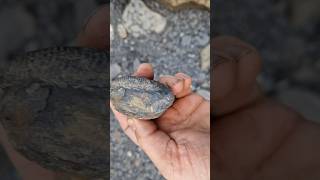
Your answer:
(159, 75), (184, 96)
(129, 119), (173, 175)
(110, 102), (139, 144)
(159, 73), (192, 98)
(111, 102), (173, 175)
(174, 73), (192, 98)
(157, 93), (205, 132)
(133, 63), (154, 79)
(77, 4), (109, 49)
(212, 36), (263, 116)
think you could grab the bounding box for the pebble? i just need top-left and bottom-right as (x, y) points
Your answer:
(200, 44), (210, 70)
(127, 151), (132, 157)
(110, 24), (114, 43)
(117, 24), (128, 39)
(110, 63), (122, 79)
(122, 0), (167, 38)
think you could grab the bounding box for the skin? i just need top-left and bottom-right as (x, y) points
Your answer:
(111, 65), (210, 180)
(213, 36), (320, 180)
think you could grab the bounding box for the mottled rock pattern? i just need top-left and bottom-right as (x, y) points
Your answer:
(111, 76), (175, 119)
(0, 47), (109, 178)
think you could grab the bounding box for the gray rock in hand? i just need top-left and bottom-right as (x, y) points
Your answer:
(111, 76), (175, 119)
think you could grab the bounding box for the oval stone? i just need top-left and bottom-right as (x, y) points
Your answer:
(111, 76), (175, 119)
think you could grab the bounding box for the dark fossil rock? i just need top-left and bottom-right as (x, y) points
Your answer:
(0, 47), (109, 178)
(111, 76), (175, 119)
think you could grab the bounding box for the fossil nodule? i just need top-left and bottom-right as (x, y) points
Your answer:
(111, 76), (175, 119)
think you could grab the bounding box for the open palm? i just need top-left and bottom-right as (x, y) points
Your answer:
(111, 64), (210, 180)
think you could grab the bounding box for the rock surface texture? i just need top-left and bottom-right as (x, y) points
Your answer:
(0, 47), (109, 178)
(111, 76), (175, 119)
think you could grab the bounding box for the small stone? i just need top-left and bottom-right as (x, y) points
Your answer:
(110, 63), (122, 79)
(117, 24), (128, 39)
(200, 44), (210, 70)
(110, 24), (114, 44)
(197, 89), (210, 100)
(110, 76), (175, 119)
(127, 151), (132, 157)
(122, 0), (167, 38)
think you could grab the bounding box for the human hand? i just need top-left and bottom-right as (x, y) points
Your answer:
(111, 64), (210, 180)
(213, 36), (320, 180)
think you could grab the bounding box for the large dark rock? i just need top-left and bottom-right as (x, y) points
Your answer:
(0, 47), (109, 178)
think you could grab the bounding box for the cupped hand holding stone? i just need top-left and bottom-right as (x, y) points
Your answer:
(111, 64), (210, 180)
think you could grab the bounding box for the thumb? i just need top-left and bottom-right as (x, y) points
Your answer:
(129, 119), (174, 175)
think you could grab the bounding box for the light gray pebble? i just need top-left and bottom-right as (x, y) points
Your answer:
(110, 63), (122, 79)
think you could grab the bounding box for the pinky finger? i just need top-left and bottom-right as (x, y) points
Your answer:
(174, 73), (192, 98)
